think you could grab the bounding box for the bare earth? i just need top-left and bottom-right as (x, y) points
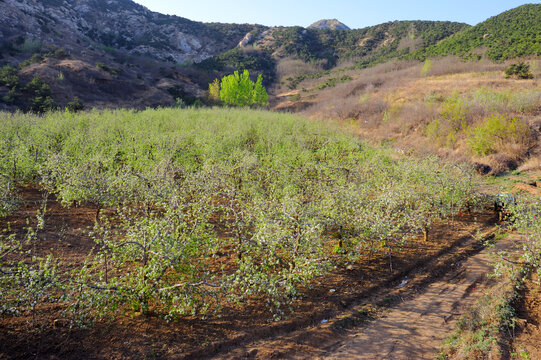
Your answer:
(325, 235), (515, 360)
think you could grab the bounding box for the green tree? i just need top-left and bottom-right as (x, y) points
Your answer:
(219, 70), (268, 107)
(24, 77), (57, 113)
(253, 74), (269, 105)
(208, 78), (221, 103)
(67, 97), (84, 112)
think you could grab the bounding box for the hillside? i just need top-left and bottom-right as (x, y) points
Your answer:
(194, 20), (469, 89)
(0, 0), (260, 63)
(410, 4), (541, 61)
(0, 0), (262, 110)
(0, 1), (539, 111)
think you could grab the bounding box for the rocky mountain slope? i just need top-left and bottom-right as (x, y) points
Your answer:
(0, 0), (262, 111)
(308, 19), (350, 30)
(0, 0), (258, 63)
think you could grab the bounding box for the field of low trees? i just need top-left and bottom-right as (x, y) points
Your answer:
(0, 107), (480, 325)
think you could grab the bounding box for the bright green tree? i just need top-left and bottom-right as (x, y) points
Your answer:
(208, 78), (221, 103)
(218, 70), (268, 107)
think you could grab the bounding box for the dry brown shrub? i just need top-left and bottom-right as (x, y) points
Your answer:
(517, 155), (541, 172)
(484, 153), (519, 174)
(395, 102), (440, 132)
(427, 57), (505, 77)
(276, 58), (324, 80)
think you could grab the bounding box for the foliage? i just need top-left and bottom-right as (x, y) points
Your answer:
(504, 62), (534, 79)
(0, 63), (57, 112)
(267, 21), (468, 67)
(166, 85), (198, 105)
(196, 21), (467, 87)
(24, 77), (57, 113)
(440, 278), (521, 360)
(67, 97), (85, 112)
(0, 175), (17, 217)
(95, 62), (120, 75)
(219, 70), (268, 107)
(410, 4), (541, 61)
(195, 48), (276, 86)
(207, 78), (220, 103)
(420, 59), (432, 76)
(441, 93), (470, 132)
(471, 87), (541, 113)
(494, 200), (541, 281)
(467, 115), (530, 156)
(18, 53), (43, 69)
(0, 108), (475, 324)
(0, 65), (19, 87)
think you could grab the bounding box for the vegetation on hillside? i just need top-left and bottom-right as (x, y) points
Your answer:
(192, 20), (469, 89)
(410, 4), (541, 61)
(0, 64), (57, 113)
(195, 48), (276, 86)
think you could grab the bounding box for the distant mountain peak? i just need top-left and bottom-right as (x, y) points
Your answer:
(308, 19), (350, 30)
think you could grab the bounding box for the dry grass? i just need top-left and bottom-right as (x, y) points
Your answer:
(276, 57), (325, 81)
(517, 155), (541, 172)
(275, 55), (541, 171)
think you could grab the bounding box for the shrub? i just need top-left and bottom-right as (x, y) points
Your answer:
(441, 93), (470, 131)
(18, 53), (43, 69)
(67, 97), (84, 112)
(0, 65), (19, 88)
(96, 62), (120, 75)
(504, 62), (534, 79)
(53, 48), (69, 59)
(420, 59), (432, 76)
(24, 77), (57, 113)
(467, 114), (530, 156)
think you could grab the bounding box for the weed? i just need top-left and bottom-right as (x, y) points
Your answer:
(467, 115), (530, 156)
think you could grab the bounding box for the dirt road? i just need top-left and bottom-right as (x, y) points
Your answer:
(326, 235), (514, 360)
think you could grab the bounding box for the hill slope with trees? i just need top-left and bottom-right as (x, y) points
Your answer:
(409, 4), (541, 61)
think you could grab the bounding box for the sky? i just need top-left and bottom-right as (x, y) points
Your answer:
(133, 0), (538, 28)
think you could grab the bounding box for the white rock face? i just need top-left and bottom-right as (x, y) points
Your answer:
(238, 33), (253, 47)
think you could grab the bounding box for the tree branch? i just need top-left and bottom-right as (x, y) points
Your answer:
(158, 280), (221, 292)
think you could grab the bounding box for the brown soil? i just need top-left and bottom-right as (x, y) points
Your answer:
(510, 275), (541, 359)
(0, 186), (501, 360)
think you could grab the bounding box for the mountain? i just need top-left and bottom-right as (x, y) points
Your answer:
(197, 20), (470, 84)
(0, 1), (539, 112)
(410, 4), (541, 61)
(0, 0), (264, 110)
(308, 19), (350, 30)
(0, 0), (260, 63)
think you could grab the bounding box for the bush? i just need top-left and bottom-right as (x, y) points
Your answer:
(24, 77), (57, 113)
(0, 65), (19, 88)
(441, 94), (470, 131)
(96, 62), (120, 75)
(67, 97), (84, 112)
(467, 114), (530, 156)
(504, 62), (534, 79)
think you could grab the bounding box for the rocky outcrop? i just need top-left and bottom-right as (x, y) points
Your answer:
(308, 19), (350, 30)
(0, 0), (258, 63)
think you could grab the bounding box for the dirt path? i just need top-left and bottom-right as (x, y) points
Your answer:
(326, 236), (515, 360)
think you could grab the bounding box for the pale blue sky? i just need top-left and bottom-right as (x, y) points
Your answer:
(133, 1), (538, 28)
